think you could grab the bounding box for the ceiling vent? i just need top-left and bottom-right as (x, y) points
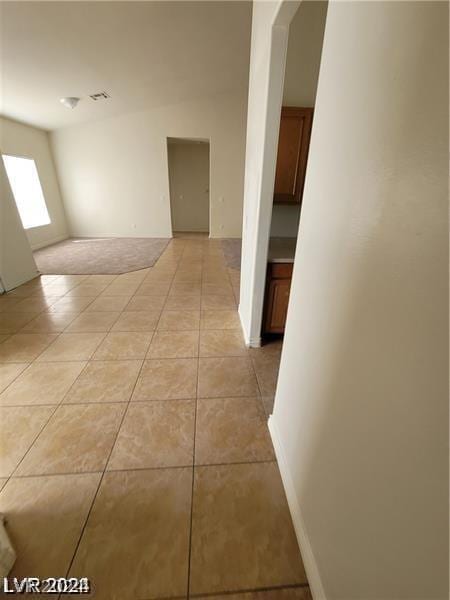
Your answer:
(89, 92), (110, 101)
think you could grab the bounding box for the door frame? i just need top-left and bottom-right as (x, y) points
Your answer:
(166, 137), (211, 237)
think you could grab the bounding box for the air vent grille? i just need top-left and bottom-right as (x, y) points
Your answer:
(89, 92), (110, 101)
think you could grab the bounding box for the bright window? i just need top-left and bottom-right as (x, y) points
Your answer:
(2, 154), (51, 229)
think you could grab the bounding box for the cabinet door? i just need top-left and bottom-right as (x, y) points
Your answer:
(264, 278), (291, 334)
(274, 107), (313, 204)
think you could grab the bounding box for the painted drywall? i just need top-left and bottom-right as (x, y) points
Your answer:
(0, 117), (68, 250)
(168, 141), (210, 233)
(270, 0), (327, 238)
(239, 0), (298, 345)
(283, 0), (327, 106)
(0, 157), (39, 291)
(270, 1), (448, 598)
(51, 88), (247, 238)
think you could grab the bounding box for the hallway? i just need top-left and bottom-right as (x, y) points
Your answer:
(0, 238), (309, 599)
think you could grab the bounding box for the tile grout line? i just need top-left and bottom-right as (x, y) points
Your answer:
(5, 458), (278, 481)
(186, 237), (207, 600)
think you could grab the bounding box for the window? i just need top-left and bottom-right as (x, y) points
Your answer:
(2, 154), (51, 229)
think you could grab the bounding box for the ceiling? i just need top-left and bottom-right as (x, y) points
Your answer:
(0, 1), (252, 131)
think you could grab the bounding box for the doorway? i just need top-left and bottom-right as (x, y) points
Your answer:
(167, 138), (210, 236)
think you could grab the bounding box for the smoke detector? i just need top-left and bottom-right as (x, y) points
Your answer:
(89, 91), (110, 101)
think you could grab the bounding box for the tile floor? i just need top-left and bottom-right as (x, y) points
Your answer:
(0, 237), (309, 599)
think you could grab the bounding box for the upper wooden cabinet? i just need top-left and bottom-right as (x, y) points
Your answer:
(273, 106), (313, 204)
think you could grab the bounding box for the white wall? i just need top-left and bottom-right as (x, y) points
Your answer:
(283, 0), (327, 107)
(168, 141), (210, 233)
(270, 0), (327, 238)
(0, 117), (68, 250)
(51, 88), (247, 239)
(270, 1), (448, 598)
(0, 158), (39, 291)
(239, 0), (297, 345)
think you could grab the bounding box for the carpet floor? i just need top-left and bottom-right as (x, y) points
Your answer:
(34, 237), (170, 275)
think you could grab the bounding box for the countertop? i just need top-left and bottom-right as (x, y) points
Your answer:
(267, 237), (297, 263)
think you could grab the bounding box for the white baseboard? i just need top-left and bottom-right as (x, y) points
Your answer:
(30, 234), (68, 251)
(268, 414), (327, 600)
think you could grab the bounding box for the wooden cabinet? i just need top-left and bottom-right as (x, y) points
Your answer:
(274, 107), (313, 204)
(263, 262), (293, 335)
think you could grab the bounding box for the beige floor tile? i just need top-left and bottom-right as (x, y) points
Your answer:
(195, 398), (274, 465)
(199, 330), (247, 357)
(262, 396), (275, 417)
(0, 478), (7, 492)
(164, 294), (201, 310)
(37, 333), (106, 362)
(13, 296), (59, 313)
(0, 361), (86, 406)
(65, 311), (120, 333)
(196, 587), (312, 599)
(108, 400), (195, 470)
(20, 311), (79, 333)
(172, 272), (202, 284)
(0, 334), (9, 343)
(201, 310), (241, 330)
(124, 295), (166, 311)
(48, 274), (87, 288)
(0, 334), (57, 362)
(0, 363), (29, 393)
(35, 284), (72, 298)
(135, 281), (171, 296)
(64, 360), (142, 404)
(0, 296), (22, 312)
(86, 274), (117, 284)
(99, 283), (138, 296)
(115, 269), (148, 283)
(250, 346), (281, 397)
(48, 296), (96, 313)
(111, 310), (160, 332)
(0, 406), (54, 476)
(202, 283), (234, 296)
(198, 357), (258, 398)
(169, 281), (202, 296)
(201, 295), (236, 310)
(85, 295), (130, 312)
(0, 312), (38, 334)
(143, 268), (174, 280)
(93, 331), (153, 360)
(3, 286), (33, 298)
(0, 473), (101, 581)
(202, 269), (229, 280)
(64, 283), (109, 297)
(132, 358), (198, 401)
(16, 403), (126, 476)
(148, 330), (199, 358)
(190, 462), (307, 595)
(69, 468), (191, 600)
(157, 310), (200, 330)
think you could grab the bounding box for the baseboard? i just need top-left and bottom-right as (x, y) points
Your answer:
(30, 235), (68, 251)
(268, 415), (327, 600)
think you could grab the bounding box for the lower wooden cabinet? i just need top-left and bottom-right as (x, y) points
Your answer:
(263, 262), (293, 335)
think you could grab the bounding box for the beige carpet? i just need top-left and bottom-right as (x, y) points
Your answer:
(34, 237), (170, 275)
